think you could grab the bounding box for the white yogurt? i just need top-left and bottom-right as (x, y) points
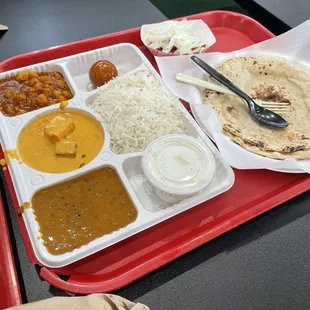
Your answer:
(142, 135), (215, 203)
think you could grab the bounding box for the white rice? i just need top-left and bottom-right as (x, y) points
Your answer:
(87, 71), (187, 154)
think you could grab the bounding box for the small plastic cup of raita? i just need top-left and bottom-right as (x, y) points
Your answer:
(142, 134), (216, 204)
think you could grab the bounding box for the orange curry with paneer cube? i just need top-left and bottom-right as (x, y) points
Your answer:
(17, 111), (104, 173)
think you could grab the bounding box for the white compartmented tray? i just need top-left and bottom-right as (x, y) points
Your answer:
(0, 43), (235, 267)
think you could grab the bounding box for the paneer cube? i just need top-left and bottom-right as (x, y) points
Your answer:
(55, 141), (77, 156)
(44, 116), (75, 143)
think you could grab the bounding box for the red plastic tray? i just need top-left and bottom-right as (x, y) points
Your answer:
(0, 191), (22, 308)
(0, 11), (309, 294)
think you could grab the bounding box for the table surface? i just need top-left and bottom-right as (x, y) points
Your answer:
(254, 0), (310, 27)
(1, 1), (310, 309)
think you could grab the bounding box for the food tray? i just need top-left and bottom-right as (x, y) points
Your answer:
(0, 190), (22, 308)
(0, 43), (234, 268)
(0, 10), (309, 293)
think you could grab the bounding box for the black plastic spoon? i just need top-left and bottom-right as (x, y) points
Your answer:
(191, 56), (288, 128)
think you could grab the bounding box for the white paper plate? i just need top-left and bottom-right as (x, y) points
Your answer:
(190, 103), (309, 174)
(155, 21), (310, 175)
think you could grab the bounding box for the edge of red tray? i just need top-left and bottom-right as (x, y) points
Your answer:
(0, 192), (22, 308)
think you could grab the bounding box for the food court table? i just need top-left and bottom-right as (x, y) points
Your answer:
(1, 1), (310, 309)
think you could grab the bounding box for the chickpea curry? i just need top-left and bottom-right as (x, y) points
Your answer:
(31, 167), (138, 255)
(0, 70), (73, 117)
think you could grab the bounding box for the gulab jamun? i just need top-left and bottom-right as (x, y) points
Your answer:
(89, 60), (118, 88)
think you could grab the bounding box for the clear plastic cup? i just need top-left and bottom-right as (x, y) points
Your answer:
(142, 134), (216, 203)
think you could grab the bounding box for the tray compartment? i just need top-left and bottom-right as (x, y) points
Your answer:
(122, 137), (234, 213)
(25, 161), (152, 268)
(65, 43), (143, 92)
(1, 105), (110, 199)
(0, 62), (76, 119)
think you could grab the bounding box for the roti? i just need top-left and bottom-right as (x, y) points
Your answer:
(203, 56), (310, 160)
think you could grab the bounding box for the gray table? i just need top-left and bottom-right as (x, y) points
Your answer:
(1, 1), (310, 309)
(0, 0), (165, 62)
(254, 0), (310, 27)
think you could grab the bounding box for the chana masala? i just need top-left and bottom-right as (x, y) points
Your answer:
(0, 70), (73, 116)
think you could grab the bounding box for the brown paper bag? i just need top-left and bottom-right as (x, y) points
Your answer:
(7, 294), (150, 310)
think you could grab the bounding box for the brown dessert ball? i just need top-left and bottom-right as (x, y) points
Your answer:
(89, 60), (118, 87)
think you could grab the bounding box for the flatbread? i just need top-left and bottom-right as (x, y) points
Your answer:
(204, 56), (310, 160)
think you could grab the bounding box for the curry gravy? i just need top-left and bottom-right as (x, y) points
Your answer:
(0, 71), (73, 117)
(31, 167), (138, 255)
(17, 111), (104, 173)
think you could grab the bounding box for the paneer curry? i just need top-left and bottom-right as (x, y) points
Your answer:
(17, 111), (104, 173)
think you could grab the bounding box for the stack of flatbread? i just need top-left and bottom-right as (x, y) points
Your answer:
(204, 56), (310, 160)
